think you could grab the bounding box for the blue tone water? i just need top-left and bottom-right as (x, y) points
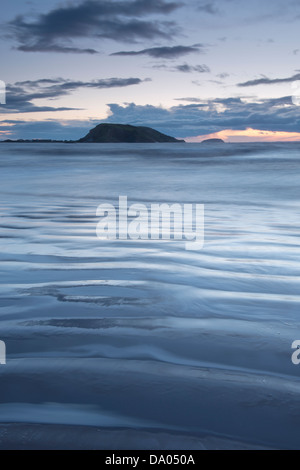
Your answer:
(0, 142), (300, 449)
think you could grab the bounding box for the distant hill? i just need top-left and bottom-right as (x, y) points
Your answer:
(201, 138), (225, 144)
(78, 124), (185, 143)
(0, 124), (185, 144)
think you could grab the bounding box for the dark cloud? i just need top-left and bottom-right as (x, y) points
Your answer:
(97, 95), (300, 138)
(8, 0), (181, 53)
(174, 97), (208, 103)
(187, 0), (220, 14)
(175, 63), (210, 73)
(238, 73), (300, 87)
(207, 79), (223, 84)
(3, 77), (147, 113)
(153, 63), (210, 73)
(111, 44), (205, 58)
(197, 2), (219, 14)
(217, 73), (230, 79)
(17, 44), (99, 54)
(15, 79), (64, 87)
(19, 77), (147, 92)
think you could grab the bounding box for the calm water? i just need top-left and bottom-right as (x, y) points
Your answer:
(0, 142), (300, 449)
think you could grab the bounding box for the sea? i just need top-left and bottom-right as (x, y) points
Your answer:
(0, 142), (300, 450)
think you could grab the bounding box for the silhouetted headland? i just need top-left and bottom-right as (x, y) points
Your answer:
(1, 124), (185, 144)
(201, 138), (225, 144)
(79, 124), (185, 143)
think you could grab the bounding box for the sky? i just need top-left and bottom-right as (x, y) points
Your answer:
(0, 0), (300, 142)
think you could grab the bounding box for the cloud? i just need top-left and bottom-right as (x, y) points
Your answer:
(2, 77), (147, 113)
(7, 0), (182, 53)
(238, 72), (300, 87)
(17, 44), (99, 54)
(196, 2), (219, 14)
(174, 97), (208, 103)
(97, 95), (300, 138)
(217, 73), (230, 79)
(18, 77), (148, 92)
(3, 94), (300, 141)
(186, 0), (220, 14)
(110, 44), (205, 58)
(153, 63), (210, 73)
(174, 63), (210, 73)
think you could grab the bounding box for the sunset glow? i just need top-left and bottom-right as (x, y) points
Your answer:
(186, 128), (300, 143)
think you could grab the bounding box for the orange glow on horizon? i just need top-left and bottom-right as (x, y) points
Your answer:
(186, 128), (300, 143)
(0, 131), (12, 137)
(0, 123), (14, 138)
